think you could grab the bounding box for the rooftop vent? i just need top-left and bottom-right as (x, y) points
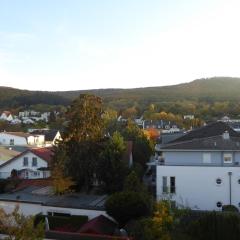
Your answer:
(222, 131), (230, 140)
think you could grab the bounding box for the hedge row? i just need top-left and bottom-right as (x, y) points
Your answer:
(173, 210), (240, 240)
(34, 214), (88, 231)
(45, 230), (131, 240)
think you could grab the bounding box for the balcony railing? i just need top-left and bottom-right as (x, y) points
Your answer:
(162, 186), (176, 194)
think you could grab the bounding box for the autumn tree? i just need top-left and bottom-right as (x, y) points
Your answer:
(54, 94), (105, 191)
(111, 120), (154, 175)
(122, 106), (138, 119)
(128, 201), (173, 240)
(51, 142), (75, 195)
(0, 206), (44, 240)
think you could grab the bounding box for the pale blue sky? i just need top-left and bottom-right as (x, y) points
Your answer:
(0, 0), (239, 90)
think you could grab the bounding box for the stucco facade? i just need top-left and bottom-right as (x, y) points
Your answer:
(157, 165), (240, 210)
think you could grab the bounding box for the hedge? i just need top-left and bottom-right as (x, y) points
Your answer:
(173, 210), (240, 240)
(45, 230), (131, 240)
(222, 205), (239, 213)
(34, 214), (88, 231)
(48, 215), (88, 231)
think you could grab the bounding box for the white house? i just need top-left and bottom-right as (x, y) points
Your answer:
(31, 130), (62, 146)
(0, 111), (13, 122)
(44, 130), (61, 146)
(41, 112), (50, 122)
(156, 122), (240, 211)
(10, 118), (22, 125)
(0, 147), (53, 179)
(183, 115), (194, 120)
(22, 118), (35, 124)
(0, 132), (45, 146)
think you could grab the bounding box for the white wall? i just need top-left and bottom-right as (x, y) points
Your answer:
(27, 135), (45, 146)
(0, 152), (48, 179)
(157, 165), (240, 211)
(0, 201), (108, 220)
(0, 133), (27, 146)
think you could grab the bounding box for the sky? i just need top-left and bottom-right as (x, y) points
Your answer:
(0, 0), (240, 91)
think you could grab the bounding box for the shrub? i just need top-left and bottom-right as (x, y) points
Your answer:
(48, 215), (88, 231)
(173, 211), (240, 240)
(222, 205), (239, 212)
(105, 191), (152, 226)
(34, 214), (89, 232)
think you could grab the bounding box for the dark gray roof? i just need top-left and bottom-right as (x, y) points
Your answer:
(158, 132), (186, 144)
(162, 135), (240, 151)
(171, 122), (240, 143)
(45, 130), (59, 141)
(32, 130), (60, 142)
(0, 186), (107, 210)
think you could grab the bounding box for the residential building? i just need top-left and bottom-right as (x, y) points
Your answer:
(0, 147), (53, 179)
(0, 111), (13, 122)
(156, 122), (240, 211)
(183, 115), (194, 120)
(0, 146), (28, 166)
(0, 181), (108, 219)
(31, 129), (62, 146)
(143, 119), (179, 132)
(0, 132), (45, 146)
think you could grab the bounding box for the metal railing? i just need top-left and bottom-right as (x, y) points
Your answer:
(162, 186), (176, 194)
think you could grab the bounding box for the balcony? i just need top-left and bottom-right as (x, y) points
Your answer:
(162, 186), (176, 194)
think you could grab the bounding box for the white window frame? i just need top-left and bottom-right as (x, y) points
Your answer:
(32, 157), (38, 167)
(23, 157), (28, 167)
(223, 153), (233, 164)
(203, 153), (211, 164)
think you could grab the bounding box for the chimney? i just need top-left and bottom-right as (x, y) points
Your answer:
(223, 131), (230, 140)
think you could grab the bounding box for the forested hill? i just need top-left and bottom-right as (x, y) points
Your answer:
(56, 77), (240, 102)
(55, 77), (240, 109)
(1, 77), (240, 109)
(0, 86), (70, 108)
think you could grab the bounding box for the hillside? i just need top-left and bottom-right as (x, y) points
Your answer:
(55, 77), (240, 108)
(0, 86), (70, 109)
(1, 77), (240, 110)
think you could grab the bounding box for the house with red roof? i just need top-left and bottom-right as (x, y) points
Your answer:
(0, 147), (53, 179)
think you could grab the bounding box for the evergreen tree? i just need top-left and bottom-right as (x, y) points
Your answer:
(55, 94), (105, 190)
(97, 131), (128, 193)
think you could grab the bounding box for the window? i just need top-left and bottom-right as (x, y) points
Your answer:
(216, 202), (222, 208)
(216, 178), (222, 185)
(162, 176), (168, 193)
(10, 139), (14, 145)
(203, 153), (211, 164)
(238, 179), (240, 184)
(170, 177), (176, 193)
(23, 157), (28, 166)
(223, 153), (233, 163)
(32, 157), (37, 167)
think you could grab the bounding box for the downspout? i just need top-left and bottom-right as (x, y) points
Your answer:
(228, 172), (232, 205)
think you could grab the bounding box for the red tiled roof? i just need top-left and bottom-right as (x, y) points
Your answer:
(30, 147), (53, 163)
(2, 111), (11, 117)
(0, 147), (54, 168)
(78, 215), (117, 235)
(14, 179), (52, 191)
